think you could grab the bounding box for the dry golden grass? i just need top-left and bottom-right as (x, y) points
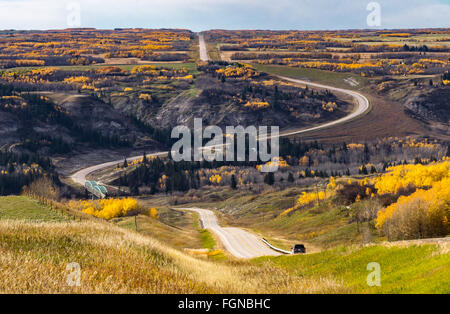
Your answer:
(0, 219), (346, 294)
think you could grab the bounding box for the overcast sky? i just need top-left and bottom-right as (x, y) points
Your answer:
(0, 0), (449, 31)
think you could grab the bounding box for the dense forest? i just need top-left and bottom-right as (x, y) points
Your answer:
(115, 136), (448, 195)
(0, 150), (56, 195)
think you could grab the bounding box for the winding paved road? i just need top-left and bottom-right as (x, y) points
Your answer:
(277, 76), (370, 137)
(180, 207), (281, 258)
(69, 38), (370, 258)
(198, 32), (369, 137)
(70, 152), (167, 186)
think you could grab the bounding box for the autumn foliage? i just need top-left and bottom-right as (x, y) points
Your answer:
(376, 178), (450, 240)
(280, 177), (336, 216)
(374, 160), (450, 194)
(69, 198), (142, 220)
(216, 64), (259, 79)
(375, 160), (450, 240)
(0, 29), (192, 69)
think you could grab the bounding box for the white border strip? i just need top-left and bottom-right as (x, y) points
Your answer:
(261, 238), (292, 255)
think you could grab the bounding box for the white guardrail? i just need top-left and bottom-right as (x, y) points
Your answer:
(261, 238), (292, 255)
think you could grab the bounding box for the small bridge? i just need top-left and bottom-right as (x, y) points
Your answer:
(85, 180), (108, 199)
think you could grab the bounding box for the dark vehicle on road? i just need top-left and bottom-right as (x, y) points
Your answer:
(292, 244), (306, 254)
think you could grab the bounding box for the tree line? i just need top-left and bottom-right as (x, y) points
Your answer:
(0, 150), (56, 195)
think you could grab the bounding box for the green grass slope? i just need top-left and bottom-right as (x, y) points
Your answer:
(254, 244), (450, 293)
(0, 196), (69, 222)
(213, 187), (380, 249)
(253, 64), (369, 89)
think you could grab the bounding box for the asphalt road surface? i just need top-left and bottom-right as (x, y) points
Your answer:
(277, 76), (370, 137)
(71, 31), (369, 184)
(180, 207), (281, 258)
(199, 34), (209, 61)
(69, 40), (370, 257)
(70, 152), (167, 186)
(70, 81), (368, 187)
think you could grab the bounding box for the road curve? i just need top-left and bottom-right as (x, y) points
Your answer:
(180, 207), (281, 258)
(69, 71), (370, 188)
(70, 152), (167, 186)
(276, 76), (370, 137)
(199, 34), (210, 62)
(69, 44), (370, 258)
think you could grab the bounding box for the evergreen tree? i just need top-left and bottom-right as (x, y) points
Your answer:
(264, 172), (275, 185)
(363, 143), (370, 163)
(230, 174), (237, 189)
(359, 165), (368, 175)
(271, 85), (279, 109)
(130, 184), (139, 196)
(287, 172), (294, 183)
(143, 152), (148, 164)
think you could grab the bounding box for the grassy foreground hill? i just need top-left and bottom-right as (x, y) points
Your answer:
(0, 195), (448, 293)
(0, 196), (343, 294)
(255, 243), (450, 293)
